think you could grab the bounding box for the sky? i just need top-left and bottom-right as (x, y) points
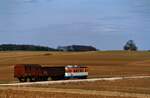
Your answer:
(0, 0), (150, 50)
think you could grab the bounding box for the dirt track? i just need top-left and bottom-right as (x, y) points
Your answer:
(1, 75), (150, 86)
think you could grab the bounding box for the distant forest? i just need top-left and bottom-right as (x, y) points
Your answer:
(0, 44), (97, 51)
(0, 44), (56, 51)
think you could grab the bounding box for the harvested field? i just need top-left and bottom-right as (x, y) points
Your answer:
(0, 51), (150, 81)
(0, 77), (146, 98)
(0, 51), (150, 65)
(0, 89), (136, 98)
(32, 78), (150, 94)
(0, 51), (150, 98)
(1, 76), (150, 98)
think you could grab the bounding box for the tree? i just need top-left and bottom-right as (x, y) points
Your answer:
(124, 40), (138, 51)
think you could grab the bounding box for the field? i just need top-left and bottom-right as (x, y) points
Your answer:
(0, 89), (136, 98)
(33, 78), (150, 94)
(0, 51), (150, 98)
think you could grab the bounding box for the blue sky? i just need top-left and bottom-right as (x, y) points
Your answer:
(0, 0), (150, 50)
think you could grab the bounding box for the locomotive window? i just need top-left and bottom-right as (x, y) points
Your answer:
(75, 69), (77, 72)
(66, 68), (72, 72)
(74, 69), (76, 72)
(85, 68), (87, 72)
(80, 69), (82, 72)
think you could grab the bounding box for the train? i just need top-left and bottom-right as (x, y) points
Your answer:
(14, 64), (88, 82)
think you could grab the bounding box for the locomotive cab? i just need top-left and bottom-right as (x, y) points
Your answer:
(65, 65), (88, 79)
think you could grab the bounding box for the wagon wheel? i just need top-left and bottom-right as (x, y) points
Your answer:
(18, 77), (27, 82)
(29, 77), (36, 82)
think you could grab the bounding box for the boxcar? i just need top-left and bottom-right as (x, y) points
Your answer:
(14, 64), (43, 82)
(42, 66), (65, 80)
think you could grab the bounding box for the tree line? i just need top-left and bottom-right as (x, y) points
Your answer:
(0, 44), (56, 51)
(0, 41), (139, 51)
(0, 44), (98, 51)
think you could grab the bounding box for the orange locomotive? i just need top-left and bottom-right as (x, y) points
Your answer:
(14, 64), (88, 82)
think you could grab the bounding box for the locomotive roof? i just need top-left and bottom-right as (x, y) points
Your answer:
(65, 65), (86, 68)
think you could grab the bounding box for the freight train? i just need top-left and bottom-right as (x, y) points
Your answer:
(14, 64), (88, 82)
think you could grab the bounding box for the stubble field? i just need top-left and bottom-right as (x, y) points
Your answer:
(0, 51), (150, 98)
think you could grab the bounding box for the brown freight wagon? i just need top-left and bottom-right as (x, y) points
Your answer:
(14, 64), (65, 82)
